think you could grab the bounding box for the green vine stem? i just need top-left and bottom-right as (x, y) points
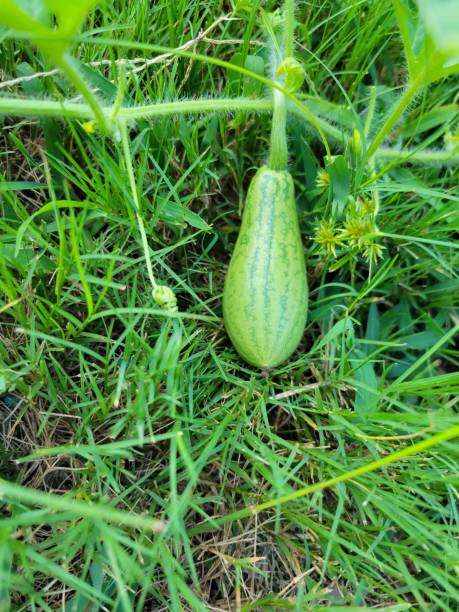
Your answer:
(111, 63), (126, 122)
(377, 147), (459, 164)
(1, 95), (454, 166)
(268, 0), (296, 171)
(125, 98), (270, 120)
(367, 81), (421, 158)
(1, 92), (454, 167)
(0, 96), (341, 140)
(88, 37), (332, 158)
(118, 120), (157, 292)
(268, 89), (288, 170)
(1, 31), (333, 154)
(54, 53), (112, 135)
(0, 96), (268, 119)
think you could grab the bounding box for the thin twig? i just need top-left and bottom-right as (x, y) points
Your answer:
(0, 14), (233, 90)
(131, 14), (232, 73)
(270, 383), (324, 400)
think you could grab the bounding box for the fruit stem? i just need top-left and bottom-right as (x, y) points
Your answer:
(268, 90), (288, 171)
(268, 0), (295, 171)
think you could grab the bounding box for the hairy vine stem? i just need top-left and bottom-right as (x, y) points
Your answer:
(268, 89), (288, 171)
(118, 120), (158, 292)
(367, 81), (421, 158)
(0, 95), (341, 140)
(268, 0), (296, 171)
(54, 53), (112, 135)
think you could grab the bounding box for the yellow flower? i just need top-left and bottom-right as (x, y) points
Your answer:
(314, 219), (341, 257)
(340, 217), (371, 246)
(362, 241), (385, 264)
(358, 196), (376, 216)
(153, 285), (178, 313)
(352, 127), (362, 150)
(315, 170), (330, 192)
(82, 120), (96, 134)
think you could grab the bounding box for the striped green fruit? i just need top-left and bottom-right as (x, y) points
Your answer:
(223, 166), (308, 368)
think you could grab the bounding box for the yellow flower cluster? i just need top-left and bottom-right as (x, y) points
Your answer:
(314, 195), (385, 264)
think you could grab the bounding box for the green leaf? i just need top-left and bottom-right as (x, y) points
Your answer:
(44, 0), (98, 37)
(0, 180), (46, 192)
(0, 0), (49, 34)
(351, 349), (379, 416)
(400, 330), (443, 351)
(18, 61), (65, 193)
(0, 528), (12, 609)
(15, 0), (50, 25)
(242, 54), (265, 97)
(392, 0), (417, 76)
(295, 134), (318, 192)
(78, 61), (119, 102)
(235, 0), (254, 13)
(0, 244), (35, 272)
(157, 201), (211, 231)
(312, 317), (354, 354)
(401, 104), (458, 137)
(303, 97), (355, 130)
(326, 155), (351, 217)
(365, 302), (380, 354)
(15, 200), (104, 256)
(228, 53), (265, 97)
(417, 0), (459, 57)
(0, 0), (98, 58)
(228, 52), (245, 94)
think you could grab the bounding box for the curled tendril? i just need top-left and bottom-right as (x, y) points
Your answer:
(152, 285), (178, 313)
(276, 56), (305, 93)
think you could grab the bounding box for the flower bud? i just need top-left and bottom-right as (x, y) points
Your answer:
(276, 56), (305, 93)
(153, 285), (177, 312)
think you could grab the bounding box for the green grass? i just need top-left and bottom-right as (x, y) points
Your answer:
(1, 0), (459, 609)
